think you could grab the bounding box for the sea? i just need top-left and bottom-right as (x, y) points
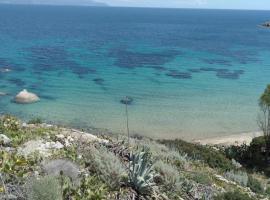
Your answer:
(0, 5), (270, 140)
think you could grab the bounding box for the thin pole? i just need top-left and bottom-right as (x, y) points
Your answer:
(125, 96), (131, 176)
(125, 96), (130, 148)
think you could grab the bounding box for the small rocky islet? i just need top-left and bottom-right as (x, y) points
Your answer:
(262, 21), (270, 28)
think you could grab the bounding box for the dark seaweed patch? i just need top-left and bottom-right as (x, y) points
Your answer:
(0, 58), (25, 72)
(187, 67), (244, 80)
(29, 46), (69, 71)
(200, 67), (219, 72)
(109, 48), (180, 70)
(188, 69), (201, 73)
(8, 78), (26, 87)
(71, 67), (96, 78)
(216, 69), (244, 80)
(201, 58), (232, 66)
(93, 78), (104, 85)
(152, 66), (167, 71)
(28, 46), (95, 78)
(166, 70), (192, 79)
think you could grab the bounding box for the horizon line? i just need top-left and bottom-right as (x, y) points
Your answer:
(0, 3), (270, 12)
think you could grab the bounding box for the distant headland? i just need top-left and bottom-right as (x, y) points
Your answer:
(0, 0), (108, 7)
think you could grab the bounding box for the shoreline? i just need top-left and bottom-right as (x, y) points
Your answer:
(1, 113), (263, 146)
(193, 131), (263, 146)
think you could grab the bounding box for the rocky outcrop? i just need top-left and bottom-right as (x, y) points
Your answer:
(262, 21), (270, 28)
(18, 140), (64, 157)
(14, 89), (40, 104)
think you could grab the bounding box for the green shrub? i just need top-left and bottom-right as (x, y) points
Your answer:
(0, 115), (20, 131)
(265, 186), (270, 195)
(225, 137), (267, 171)
(247, 175), (263, 193)
(247, 137), (266, 168)
(84, 145), (127, 190)
(131, 138), (190, 169)
(160, 139), (234, 171)
(224, 170), (248, 186)
(0, 151), (39, 182)
(26, 176), (62, 200)
(191, 172), (212, 185)
(3, 127), (51, 147)
(28, 118), (42, 124)
(62, 175), (107, 200)
(214, 190), (252, 200)
(154, 160), (184, 192)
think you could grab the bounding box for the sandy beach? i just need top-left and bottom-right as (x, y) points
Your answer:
(194, 131), (263, 146)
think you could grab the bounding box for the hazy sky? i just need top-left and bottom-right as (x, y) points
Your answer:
(1, 0), (270, 10)
(97, 0), (270, 10)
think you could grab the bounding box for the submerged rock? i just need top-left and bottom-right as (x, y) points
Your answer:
(120, 96), (134, 105)
(0, 92), (7, 96)
(0, 68), (11, 73)
(14, 89), (40, 104)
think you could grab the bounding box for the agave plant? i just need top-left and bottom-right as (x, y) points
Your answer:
(128, 149), (156, 195)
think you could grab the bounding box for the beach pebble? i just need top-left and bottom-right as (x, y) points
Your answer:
(14, 89), (40, 104)
(0, 134), (11, 145)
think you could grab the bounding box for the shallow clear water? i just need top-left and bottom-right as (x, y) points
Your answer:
(0, 5), (270, 140)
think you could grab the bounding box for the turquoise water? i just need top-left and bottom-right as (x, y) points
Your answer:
(0, 5), (270, 139)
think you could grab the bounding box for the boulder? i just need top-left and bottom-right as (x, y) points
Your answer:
(18, 139), (64, 157)
(14, 89), (40, 104)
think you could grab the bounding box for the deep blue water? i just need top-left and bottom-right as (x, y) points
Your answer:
(0, 5), (270, 139)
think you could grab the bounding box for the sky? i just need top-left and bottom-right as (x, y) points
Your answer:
(96, 0), (270, 10)
(1, 0), (270, 10)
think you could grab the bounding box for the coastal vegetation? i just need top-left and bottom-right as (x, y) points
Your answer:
(0, 114), (270, 200)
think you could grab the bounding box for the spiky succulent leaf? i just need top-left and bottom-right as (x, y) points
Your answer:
(128, 149), (155, 195)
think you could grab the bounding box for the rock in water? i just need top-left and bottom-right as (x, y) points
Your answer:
(15, 89), (40, 104)
(262, 21), (270, 27)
